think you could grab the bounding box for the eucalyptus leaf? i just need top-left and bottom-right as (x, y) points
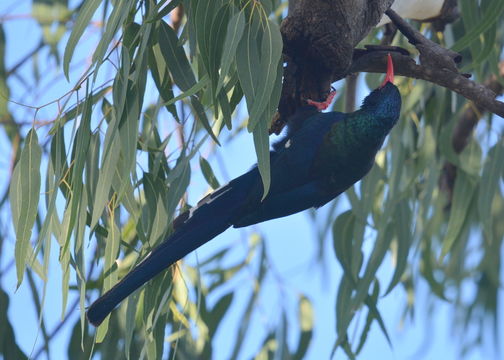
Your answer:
(10, 129), (42, 287)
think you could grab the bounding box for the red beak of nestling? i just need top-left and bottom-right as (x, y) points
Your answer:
(379, 53), (394, 88)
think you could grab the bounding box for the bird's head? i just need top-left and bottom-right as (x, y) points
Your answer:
(361, 53), (401, 127)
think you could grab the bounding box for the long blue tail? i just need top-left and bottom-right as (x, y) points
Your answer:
(86, 171), (258, 326)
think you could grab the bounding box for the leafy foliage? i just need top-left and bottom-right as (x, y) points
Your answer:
(0, 0), (503, 359)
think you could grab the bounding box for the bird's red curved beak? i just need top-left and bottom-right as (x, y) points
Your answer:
(380, 53), (394, 88)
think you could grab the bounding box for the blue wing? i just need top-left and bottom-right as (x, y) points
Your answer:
(232, 111), (345, 227)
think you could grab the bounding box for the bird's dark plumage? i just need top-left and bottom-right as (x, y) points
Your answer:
(86, 55), (401, 327)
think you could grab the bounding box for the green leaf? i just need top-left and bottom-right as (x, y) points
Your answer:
(478, 140), (504, 240)
(199, 156), (221, 190)
(236, 17), (260, 117)
(148, 40), (180, 120)
(74, 186), (88, 333)
(452, 0), (504, 52)
(440, 171), (476, 260)
(247, 19), (282, 129)
(142, 172), (169, 246)
(90, 132), (121, 229)
(117, 53), (145, 186)
(207, 292), (234, 335)
(333, 275), (353, 355)
(195, 0), (229, 94)
(216, 10), (245, 94)
(236, 16), (283, 133)
(149, 0), (182, 22)
(158, 20), (196, 91)
(461, 22), (497, 72)
(218, 87), (232, 130)
(59, 207), (71, 317)
(62, 88), (93, 251)
(164, 156), (192, 221)
(459, 140), (482, 176)
(252, 116), (270, 199)
(149, 196), (169, 246)
(125, 291), (141, 359)
(96, 222), (121, 341)
(293, 296), (314, 360)
(85, 132), (101, 216)
(163, 74), (209, 106)
(208, 5), (230, 91)
(194, 0), (219, 79)
(92, 0), (134, 80)
(385, 200), (412, 295)
(63, 0), (101, 78)
(10, 129), (42, 287)
(34, 127), (66, 265)
(358, 281), (392, 353)
(111, 48), (130, 135)
(332, 210), (357, 282)
(351, 222), (394, 320)
(190, 96), (220, 144)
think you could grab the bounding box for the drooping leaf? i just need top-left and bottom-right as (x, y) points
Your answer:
(158, 20), (196, 91)
(92, 0), (135, 80)
(293, 296), (314, 360)
(385, 199), (412, 295)
(252, 114), (270, 198)
(247, 19), (282, 129)
(150, 0), (182, 22)
(333, 210), (357, 282)
(63, 0), (101, 78)
(216, 10), (245, 94)
(199, 156), (221, 190)
(452, 0), (504, 52)
(96, 221), (121, 341)
(90, 132), (121, 230)
(440, 171), (476, 259)
(478, 139), (504, 240)
(190, 96), (220, 144)
(10, 129), (42, 287)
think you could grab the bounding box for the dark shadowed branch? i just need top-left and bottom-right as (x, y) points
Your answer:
(349, 51), (504, 118)
(273, 0), (394, 133)
(352, 9), (504, 117)
(274, 2), (503, 135)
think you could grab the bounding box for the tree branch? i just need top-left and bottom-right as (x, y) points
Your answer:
(385, 8), (461, 71)
(273, 0), (503, 135)
(349, 50), (504, 118)
(274, 0), (394, 133)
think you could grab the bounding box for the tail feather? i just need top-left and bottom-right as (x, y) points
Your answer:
(86, 171), (257, 326)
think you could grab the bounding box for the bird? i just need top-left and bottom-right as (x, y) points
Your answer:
(86, 54), (401, 327)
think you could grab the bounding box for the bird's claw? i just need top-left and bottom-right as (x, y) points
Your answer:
(306, 88), (337, 111)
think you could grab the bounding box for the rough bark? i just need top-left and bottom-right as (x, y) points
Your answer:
(273, 0), (394, 134)
(271, 0), (503, 135)
(349, 50), (504, 118)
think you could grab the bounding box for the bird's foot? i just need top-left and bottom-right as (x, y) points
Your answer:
(306, 88), (336, 111)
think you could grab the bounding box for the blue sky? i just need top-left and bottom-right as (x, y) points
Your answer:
(0, 1), (502, 359)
